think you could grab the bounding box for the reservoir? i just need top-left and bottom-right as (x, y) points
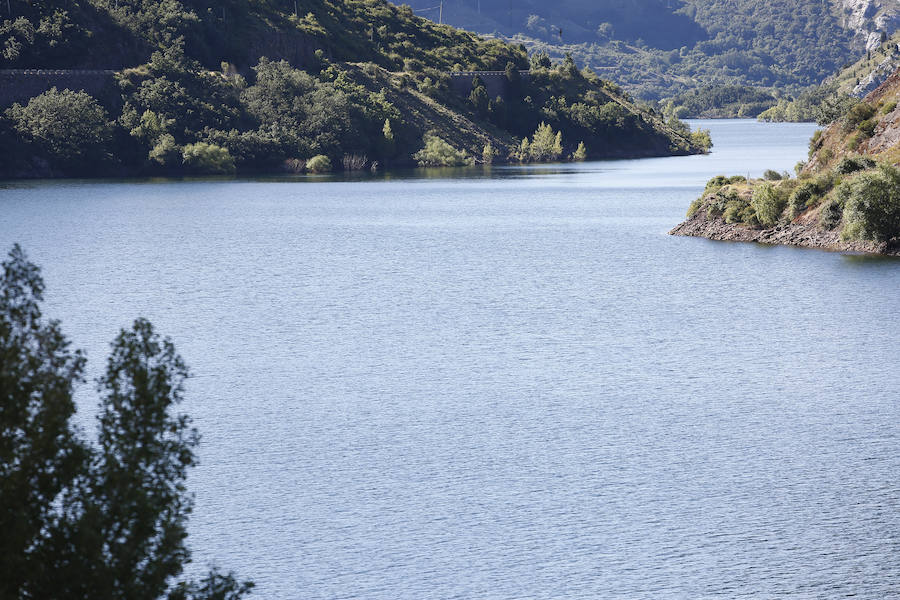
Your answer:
(1, 119), (899, 597)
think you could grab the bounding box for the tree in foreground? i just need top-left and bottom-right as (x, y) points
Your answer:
(0, 244), (252, 600)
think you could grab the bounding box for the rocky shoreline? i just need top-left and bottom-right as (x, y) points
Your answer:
(669, 207), (900, 255)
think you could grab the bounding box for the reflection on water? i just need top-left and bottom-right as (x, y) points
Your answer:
(1, 119), (899, 599)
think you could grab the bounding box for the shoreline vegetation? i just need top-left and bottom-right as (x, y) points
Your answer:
(0, 0), (710, 180)
(670, 69), (900, 256)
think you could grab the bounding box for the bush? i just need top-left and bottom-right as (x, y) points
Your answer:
(6, 87), (113, 172)
(529, 122), (563, 161)
(751, 182), (787, 226)
(687, 197), (703, 217)
(149, 134), (181, 166)
(482, 142), (495, 164)
(788, 181), (816, 217)
(820, 196), (844, 230)
(763, 169), (783, 181)
(571, 141), (587, 161)
(835, 155), (875, 174)
(306, 154), (333, 172)
(690, 128), (712, 152)
(181, 142), (236, 174)
(843, 102), (876, 131)
(413, 132), (472, 167)
(841, 163), (900, 241)
(857, 118), (876, 137)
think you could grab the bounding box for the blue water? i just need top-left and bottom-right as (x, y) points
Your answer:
(2, 120), (899, 598)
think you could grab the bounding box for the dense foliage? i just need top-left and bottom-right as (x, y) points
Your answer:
(1, 244), (252, 599)
(689, 157), (900, 247)
(0, 0), (527, 71)
(758, 36), (900, 123)
(0, 0), (708, 177)
(0, 43), (704, 177)
(404, 0), (861, 107)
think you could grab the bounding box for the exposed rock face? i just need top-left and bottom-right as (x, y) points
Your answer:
(669, 194), (900, 256)
(669, 200), (898, 254)
(839, 0), (900, 51)
(852, 54), (900, 96)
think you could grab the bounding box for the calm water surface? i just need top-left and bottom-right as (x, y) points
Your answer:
(2, 120), (900, 598)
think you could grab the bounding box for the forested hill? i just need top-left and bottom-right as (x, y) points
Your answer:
(671, 62), (900, 255)
(0, 0), (523, 71)
(397, 0), (900, 103)
(0, 0), (708, 179)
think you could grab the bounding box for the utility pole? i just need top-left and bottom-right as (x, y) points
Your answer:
(294, 0), (297, 17)
(439, 0), (443, 24)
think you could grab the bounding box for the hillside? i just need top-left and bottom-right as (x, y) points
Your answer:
(759, 32), (900, 123)
(670, 68), (900, 255)
(0, 0), (707, 179)
(396, 0), (900, 111)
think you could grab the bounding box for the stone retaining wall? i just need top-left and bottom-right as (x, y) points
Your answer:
(0, 69), (117, 107)
(447, 71), (530, 102)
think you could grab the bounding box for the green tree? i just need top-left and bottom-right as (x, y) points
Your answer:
(469, 77), (490, 116)
(842, 163), (900, 242)
(1, 244), (88, 598)
(572, 141), (587, 161)
(412, 132), (472, 167)
(380, 118), (396, 158)
(306, 154), (333, 173)
(0, 245), (252, 599)
(751, 182), (787, 226)
(482, 141), (495, 164)
(6, 88), (113, 172)
(529, 122), (563, 161)
(182, 143), (236, 175)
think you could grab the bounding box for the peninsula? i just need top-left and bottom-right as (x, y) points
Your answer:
(671, 68), (900, 255)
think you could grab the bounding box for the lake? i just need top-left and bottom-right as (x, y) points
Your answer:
(2, 119), (899, 598)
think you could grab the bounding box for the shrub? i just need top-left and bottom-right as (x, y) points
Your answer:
(843, 102), (876, 131)
(857, 118), (876, 137)
(841, 164), (900, 241)
(751, 183), (787, 226)
(690, 128), (712, 152)
(482, 142), (495, 165)
(704, 175), (731, 193)
(181, 142), (236, 174)
(529, 122), (563, 161)
(763, 169), (783, 181)
(149, 134), (180, 166)
(6, 88), (113, 172)
(306, 154), (333, 172)
(882, 101), (897, 114)
(835, 155), (876, 174)
(571, 141), (587, 161)
(413, 132), (472, 167)
(821, 196), (844, 230)
(724, 199), (748, 223)
(687, 197), (703, 217)
(847, 131), (866, 151)
(788, 181), (817, 217)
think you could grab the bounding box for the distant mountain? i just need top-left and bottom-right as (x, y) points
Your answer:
(397, 0), (900, 102)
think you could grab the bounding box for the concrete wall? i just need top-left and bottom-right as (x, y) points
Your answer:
(0, 70), (117, 108)
(448, 71), (529, 102)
